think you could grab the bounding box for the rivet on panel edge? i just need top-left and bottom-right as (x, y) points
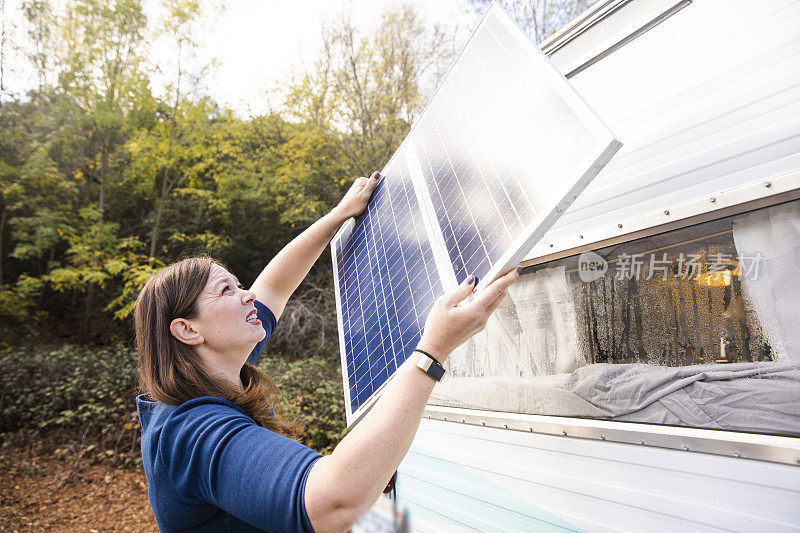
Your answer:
(638, 440), (644, 445)
(549, 243), (553, 247)
(710, 197), (717, 203)
(579, 235), (584, 239)
(562, 430), (567, 436)
(764, 181), (772, 188)
(617, 224), (623, 228)
(529, 428), (533, 432)
(504, 424), (508, 429)
(481, 421), (485, 426)
(683, 444), (690, 450)
(664, 210), (670, 215)
(600, 435), (605, 440)
(734, 451), (742, 458)
(461, 419), (465, 423)
(443, 417), (447, 421)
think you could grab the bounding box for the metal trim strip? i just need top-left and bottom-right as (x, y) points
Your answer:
(423, 405), (800, 466)
(540, 0), (631, 55)
(524, 169), (800, 266)
(565, 0), (692, 79)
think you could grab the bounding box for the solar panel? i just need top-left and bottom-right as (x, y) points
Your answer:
(332, 4), (622, 426)
(332, 146), (443, 415)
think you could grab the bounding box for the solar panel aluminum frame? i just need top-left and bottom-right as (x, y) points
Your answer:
(331, 204), (368, 427)
(331, 216), (358, 424)
(405, 143), (461, 293)
(331, 183), (375, 428)
(331, 3), (622, 428)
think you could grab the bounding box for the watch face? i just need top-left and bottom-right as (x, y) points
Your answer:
(428, 362), (445, 381)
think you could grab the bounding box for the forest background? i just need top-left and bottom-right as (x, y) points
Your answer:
(0, 0), (588, 484)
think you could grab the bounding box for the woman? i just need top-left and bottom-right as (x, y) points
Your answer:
(135, 171), (520, 532)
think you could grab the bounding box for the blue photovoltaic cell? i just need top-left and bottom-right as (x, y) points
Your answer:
(335, 153), (442, 413)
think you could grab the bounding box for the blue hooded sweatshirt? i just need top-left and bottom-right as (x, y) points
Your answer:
(136, 300), (322, 532)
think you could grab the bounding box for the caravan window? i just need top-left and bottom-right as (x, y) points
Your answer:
(431, 199), (800, 438)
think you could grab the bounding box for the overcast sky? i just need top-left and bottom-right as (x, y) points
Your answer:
(2, 0), (474, 116)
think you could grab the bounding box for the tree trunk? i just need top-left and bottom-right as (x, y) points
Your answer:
(98, 143), (109, 217)
(81, 282), (94, 343)
(0, 203), (6, 284)
(83, 141), (110, 343)
(148, 194), (164, 258)
(148, 164), (171, 258)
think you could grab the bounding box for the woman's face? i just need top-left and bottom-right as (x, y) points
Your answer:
(190, 263), (266, 358)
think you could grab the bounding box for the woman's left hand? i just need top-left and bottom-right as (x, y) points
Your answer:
(334, 171), (382, 220)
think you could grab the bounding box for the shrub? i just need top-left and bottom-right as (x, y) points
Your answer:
(0, 345), (347, 466)
(258, 354), (347, 455)
(0, 345), (142, 468)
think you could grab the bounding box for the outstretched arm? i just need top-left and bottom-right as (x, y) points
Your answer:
(250, 172), (381, 319)
(304, 267), (521, 532)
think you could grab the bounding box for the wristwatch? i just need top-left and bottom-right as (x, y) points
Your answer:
(414, 349), (445, 382)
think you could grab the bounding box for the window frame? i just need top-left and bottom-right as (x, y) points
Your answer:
(521, 184), (800, 269)
(425, 190), (800, 466)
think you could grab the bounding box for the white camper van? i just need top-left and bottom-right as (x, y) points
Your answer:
(392, 1), (800, 531)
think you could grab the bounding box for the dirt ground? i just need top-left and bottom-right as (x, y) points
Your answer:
(0, 448), (157, 532)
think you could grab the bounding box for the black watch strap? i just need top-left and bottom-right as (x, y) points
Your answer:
(413, 349), (445, 382)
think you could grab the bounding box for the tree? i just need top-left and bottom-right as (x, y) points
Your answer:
(0, 99), (77, 286)
(13, 0), (152, 341)
(127, 97), (217, 258)
(20, 0), (58, 95)
(7, 145), (77, 271)
(468, 0), (593, 44)
(119, 0), (226, 259)
(285, 5), (457, 174)
(0, 160), (22, 285)
(45, 206), (154, 327)
(57, 0), (149, 340)
(1, 1), (463, 352)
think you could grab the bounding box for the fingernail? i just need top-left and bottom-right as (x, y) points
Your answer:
(516, 266), (523, 275)
(465, 274), (475, 285)
(371, 171), (380, 180)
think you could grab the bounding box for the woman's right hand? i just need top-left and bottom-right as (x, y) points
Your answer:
(416, 267), (521, 362)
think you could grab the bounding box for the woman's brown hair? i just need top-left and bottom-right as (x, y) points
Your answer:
(134, 255), (300, 438)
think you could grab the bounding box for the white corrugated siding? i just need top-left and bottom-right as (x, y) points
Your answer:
(399, 1), (800, 530)
(397, 419), (800, 532)
(526, 0), (800, 260)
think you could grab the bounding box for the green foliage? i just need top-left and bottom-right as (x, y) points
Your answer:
(106, 260), (165, 320)
(0, 345), (348, 467)
(0, 0), (459, 345)
(0, 345), (143, 468)
(0, 275), (44, 324)
(258, 355), (347, 455)
(0, 0), (458, 464)
(10, 207), (71, 261)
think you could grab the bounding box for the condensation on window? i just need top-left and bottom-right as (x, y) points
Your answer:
(567, 228), (768, 367)
(431, 200), (800, 437)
